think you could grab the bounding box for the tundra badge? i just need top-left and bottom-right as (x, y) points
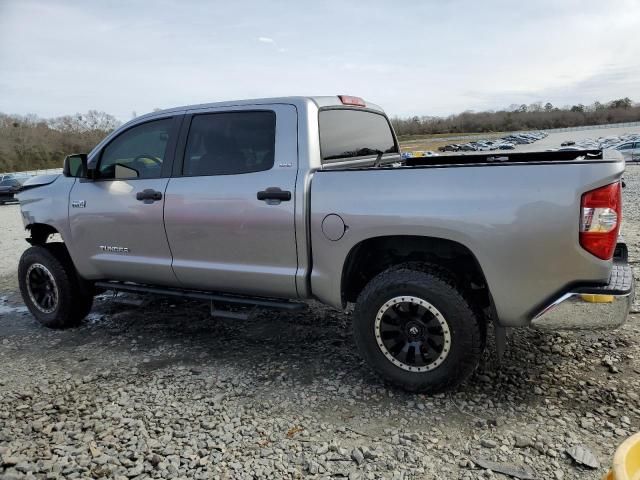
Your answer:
(99, 246), (130, 253)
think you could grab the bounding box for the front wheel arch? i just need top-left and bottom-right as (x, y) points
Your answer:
(25, 223), (59, 245)
(18, 243), (94, 328)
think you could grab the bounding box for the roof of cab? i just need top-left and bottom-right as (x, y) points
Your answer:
(132, 96), (384, 123)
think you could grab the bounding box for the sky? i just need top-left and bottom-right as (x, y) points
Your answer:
(1, 0), (640, 121)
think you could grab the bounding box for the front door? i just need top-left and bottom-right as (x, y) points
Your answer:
(69, 115), (181, 285)
(163, 105), (299, 298)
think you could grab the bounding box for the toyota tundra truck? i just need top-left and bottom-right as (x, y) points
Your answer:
(16, 95), (635, 393)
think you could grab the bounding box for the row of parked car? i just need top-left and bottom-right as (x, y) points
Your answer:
(436, 131), (549, 153)
(554, 134), (640, 161)
(0, 173), (31, 205)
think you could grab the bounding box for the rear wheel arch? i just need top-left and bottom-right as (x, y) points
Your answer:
(341, 235), (494, 318)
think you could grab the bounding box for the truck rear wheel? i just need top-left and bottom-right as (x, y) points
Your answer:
(352, 266), (484, 393)
(18, 244), (94, 329)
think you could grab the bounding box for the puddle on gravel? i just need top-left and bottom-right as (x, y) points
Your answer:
(0, 297), (28, 315)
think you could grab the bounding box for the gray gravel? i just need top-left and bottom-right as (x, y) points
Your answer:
(1, 168), (640, 479)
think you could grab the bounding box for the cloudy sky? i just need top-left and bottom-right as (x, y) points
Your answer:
(1, 0), (640, 120)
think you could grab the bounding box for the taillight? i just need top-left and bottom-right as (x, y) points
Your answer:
(338, 95), (366, 107)
(579, 181), (622, 260)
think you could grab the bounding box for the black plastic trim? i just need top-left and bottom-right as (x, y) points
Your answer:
(95, 281), (307, 311)
(573, 263), (634, 296)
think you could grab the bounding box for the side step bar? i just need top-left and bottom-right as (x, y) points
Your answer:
(94, 281), (307, 311)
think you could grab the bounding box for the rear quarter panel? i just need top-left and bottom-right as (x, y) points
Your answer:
(310, 159), (625, 326)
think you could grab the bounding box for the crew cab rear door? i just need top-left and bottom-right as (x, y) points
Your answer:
(163, 104), (299, 298)
(69, 114), (182, 284)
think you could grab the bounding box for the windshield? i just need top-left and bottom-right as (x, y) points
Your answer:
(319, 109), (398, 163)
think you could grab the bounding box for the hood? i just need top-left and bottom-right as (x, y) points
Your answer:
(20, 174), (61, 190)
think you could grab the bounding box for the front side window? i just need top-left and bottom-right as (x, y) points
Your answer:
(99, 118), (172, 180)
(319, 109), (398, 163)
(183, 111), (276, 176)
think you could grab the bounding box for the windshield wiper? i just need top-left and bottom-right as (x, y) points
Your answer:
(372, 149), (384, 167)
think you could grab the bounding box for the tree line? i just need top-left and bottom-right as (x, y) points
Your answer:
(1, 97), (639, 172)
(391, 98), (640, 137)
(0, 111), (120, 173)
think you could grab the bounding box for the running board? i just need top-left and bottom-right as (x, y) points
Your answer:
(94, 281), (307, 311)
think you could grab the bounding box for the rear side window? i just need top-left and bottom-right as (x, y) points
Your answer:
(183, 111), (276, 176)
(319, 109), (398, 163)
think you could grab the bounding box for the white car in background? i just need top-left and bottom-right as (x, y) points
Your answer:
(613, 141), (640, 162)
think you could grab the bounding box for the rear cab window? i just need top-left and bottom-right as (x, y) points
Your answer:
(319, 109), (398, 166)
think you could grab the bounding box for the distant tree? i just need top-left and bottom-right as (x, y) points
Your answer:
(544, 102), (554, 112)
(528, 102), (543, 112)
(609, 97), (632, 109)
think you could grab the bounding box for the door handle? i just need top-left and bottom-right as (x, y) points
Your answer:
(136, 189), (163, 202)
(257, 187), (291, 202)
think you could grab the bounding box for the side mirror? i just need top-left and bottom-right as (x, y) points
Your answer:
(63, 153), (88, 178)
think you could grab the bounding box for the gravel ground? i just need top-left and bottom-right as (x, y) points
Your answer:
(1, 168), (640, 479)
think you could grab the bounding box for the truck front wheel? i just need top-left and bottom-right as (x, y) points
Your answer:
(18, 244), (94, 329)
(352, 266), (484, 393)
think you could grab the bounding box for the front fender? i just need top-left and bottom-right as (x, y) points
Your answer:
(18, 176), (74, 246)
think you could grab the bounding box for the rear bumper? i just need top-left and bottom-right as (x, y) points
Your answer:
(532, 262), (635, 330)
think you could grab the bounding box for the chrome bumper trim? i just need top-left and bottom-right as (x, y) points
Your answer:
(532, 263), (635, 330)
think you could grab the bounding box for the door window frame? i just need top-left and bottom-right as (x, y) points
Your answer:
(88, 115), (183, 182)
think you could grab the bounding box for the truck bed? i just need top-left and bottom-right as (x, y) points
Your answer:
(309, 149), (625, 327)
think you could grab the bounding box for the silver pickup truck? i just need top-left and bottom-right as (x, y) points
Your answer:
(16, 95), (634, 393)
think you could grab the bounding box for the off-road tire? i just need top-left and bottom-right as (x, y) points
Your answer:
(353, 265), (484, 393)
(18, 243), (94, 328)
